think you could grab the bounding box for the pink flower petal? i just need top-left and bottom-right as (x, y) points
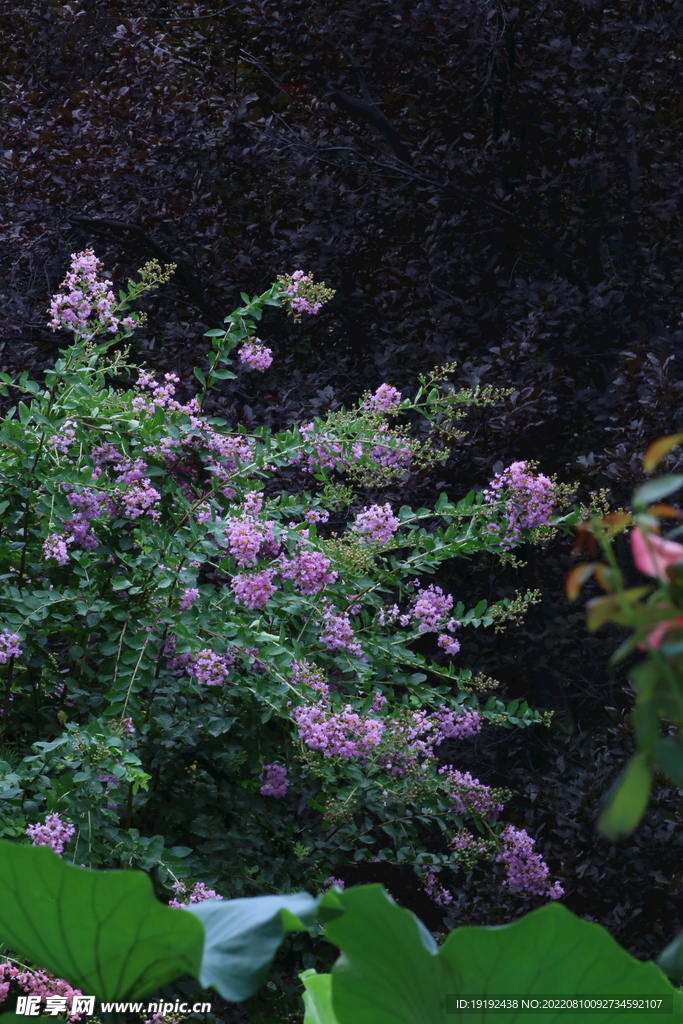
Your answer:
(631, 527), (683, 581)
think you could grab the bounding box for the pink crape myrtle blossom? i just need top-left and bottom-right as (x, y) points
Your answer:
(412, 584), (454, 633)
(47, 249), (132, 340)
(324, 876), (345, 890)
(0, 962), (86, 1020)
(187, 649), (233, 686)
(47, 420), (76, 453)
(26, 813), (75, 856)
(364, 384), (402, 413)
(439, 766), (504, 819)
(290, 659), (330, 697)
(631, 526), (683, 581)
(496, 824), (564, 899)
(169, 880), (223, 908)
(259, 764), (289, 797)
(484, 461), (556, 548)
(318, 605), (364, 657)
(239, 338), (273, 371)
(280, 549), (338, 595)
(351, 504), (400, 546)
(43, 534), (69, 565)
(291, 700), (385, 758)
(179, 587), (200, 611)
(224, 512), (277, 567)
(231, 569), (277, 609)
(0, 631), (22, 664)
(421, 867), (453, 907)
(276, 270), (335, 322)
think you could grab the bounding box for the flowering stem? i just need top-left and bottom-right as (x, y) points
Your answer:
(0, 656), (16, 740)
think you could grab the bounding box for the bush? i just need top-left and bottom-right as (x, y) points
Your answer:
(0, 252), (576, 912)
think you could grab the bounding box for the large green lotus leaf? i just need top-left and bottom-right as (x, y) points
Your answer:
(0, 840), (203, 1000)
(324, 885), (683, 1024)
(300, 969), (339, 1024)
(188, 893), (320, 1001)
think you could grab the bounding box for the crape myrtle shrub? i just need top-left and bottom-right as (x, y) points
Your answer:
(2, 0), (683, 967)
(0, 257), (575, 931)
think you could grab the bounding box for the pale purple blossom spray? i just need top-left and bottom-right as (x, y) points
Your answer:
(259, 764), (289, 797)
(496, 824), (564, 899)
(484, 461), (556, 548)
(26, 813), (75, 856)
(47, 249), (135, 340)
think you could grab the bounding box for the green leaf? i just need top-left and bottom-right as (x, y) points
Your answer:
(0, 840), (203, 999)
(658, 926), (683, 984)
(301, 970), (339, 1024)
(188, 892), (320, 1002)
(322, 885), (682, 1024)
(633, 475), (683, 508)
(597, 752), (652, 841)
(656, 738), (683, 790)
(194, 367), (207, 386)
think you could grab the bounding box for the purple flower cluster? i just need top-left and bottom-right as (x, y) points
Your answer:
(169, 879), (223, 908)
(187, 649), (233, 687)
(239, 338), (273, 371)
(277, 269), (336, 321)
(47, 249), (135, 340)
(179, 587), (200, 611)
(439, 766), (504, 819)
(231, 569), (277, 609)
(452, 829), (489, 858)
(370, 427), (413, 472)
(280, 549), (337, 595)
(26, 813), (76, 856)
(421, 867), (453, 907)
(324, 876), (345, 890)
(0, 962), (85, 1020)
(433, 705), (482, 740)
(119, 479), (161, 521)
(291, 699), (385, 758)
(411, 585), (454, 633)
(47, 420), (76, 453)
(437, 633), (461, 655)
(304, 508), (330, 524)
(318, 606), (364, 657)
(294, 423), (349, 475)
(484, 461), (556, 548)
(496, 824), (564, 899)
(290, 659), (330, 697)
(43, 534), (69, 565)
(383, 706), (482, 774)
(0, 631), (22, 664)
(259, 764), (289, 797)
(133, 370), (201, 419)
(351, 504), (400, 546)
(224, 511), (277, 566)
(364, 384), (402, 413)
